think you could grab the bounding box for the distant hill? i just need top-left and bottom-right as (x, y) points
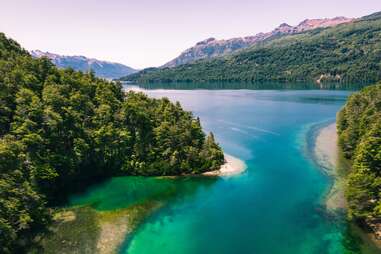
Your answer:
(360, 11), (381, 21)
(122, 12), (381, 85)
(162, 16), (353, 68)
(30, 50), (137, 79)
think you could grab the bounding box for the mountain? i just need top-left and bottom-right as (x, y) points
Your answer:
(360, 11), (381, 21)
(162, 16), (353, 68)
(30, 50), (137, 79)
(123, 12), (381, 85)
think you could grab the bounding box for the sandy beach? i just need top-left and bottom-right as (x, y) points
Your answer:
(203, 154), (247, 177)
(313, 123), (347, 211)
(314, 123), (339, 171)
(315, 123), (381, 251)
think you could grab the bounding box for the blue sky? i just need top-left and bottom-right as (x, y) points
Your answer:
(1, 0), (380, 68)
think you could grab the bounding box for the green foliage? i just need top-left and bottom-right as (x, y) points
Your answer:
(0, 137), (50, 253)
(123, 17), (381, 84)
(337, 84), (381, 222)
(0, 32), (224, 252)
(337, 84), (381, 158)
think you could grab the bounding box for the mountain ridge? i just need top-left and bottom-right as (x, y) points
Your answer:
(30, 50), (137, 79)
(162, 16), (354, 68)
(122, 12), (381, 85)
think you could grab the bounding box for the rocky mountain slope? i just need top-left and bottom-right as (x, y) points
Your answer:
(31, 50), (137, 79)
(163, 16), (353, 68)
(123, 12), (381, 85)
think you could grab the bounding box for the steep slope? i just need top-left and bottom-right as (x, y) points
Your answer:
(125, 12), (381, 85)
(163, 16), (353, 68)
(360, 11), (381, 21)
(30, 50), (137, 79)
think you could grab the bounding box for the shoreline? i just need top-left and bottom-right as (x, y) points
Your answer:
(313, 122), (381, 250)
(313, 122), (347, 211)
(42, 154), (246, 253)
(202, 154), (247, 177)
(314, 123), (339, 173)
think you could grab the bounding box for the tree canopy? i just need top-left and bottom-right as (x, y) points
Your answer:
(337, 83), (381, 222)
(0, 32), (224, 253)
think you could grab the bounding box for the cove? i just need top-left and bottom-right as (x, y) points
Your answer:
(69, 87), (377, 254)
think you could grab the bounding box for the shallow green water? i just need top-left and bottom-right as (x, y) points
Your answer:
(70, 88), (377, 254)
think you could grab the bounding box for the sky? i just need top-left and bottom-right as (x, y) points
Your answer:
(0, 1), (380, 69)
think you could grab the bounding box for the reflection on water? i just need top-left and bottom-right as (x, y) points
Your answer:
(70, 176), (218, 211)
(125, 81), (367, 91)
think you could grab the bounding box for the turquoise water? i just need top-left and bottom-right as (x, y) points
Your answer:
(70, 88), (376, 253)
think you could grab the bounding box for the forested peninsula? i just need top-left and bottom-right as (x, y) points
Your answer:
(0, 33), (224, 253)
(122, 12), (381, 84)
(337, 83), (381, 239)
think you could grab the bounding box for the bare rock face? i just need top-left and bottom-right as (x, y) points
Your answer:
(295, 17), (353, 32)
(163, 17), (354, 68)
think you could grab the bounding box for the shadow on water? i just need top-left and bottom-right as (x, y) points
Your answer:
(69, 176), (219, 211)
(126, 81), (368, 91)
(67, 176), (223, 253)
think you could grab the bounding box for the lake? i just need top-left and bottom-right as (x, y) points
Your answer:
(70, 86), (377, 254)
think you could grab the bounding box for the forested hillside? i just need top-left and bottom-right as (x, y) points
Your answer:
(337, 83), (381, 228)
(122, 14), (381, 84)
(0, 33), (224, 253)
(162, 17), (353, 68)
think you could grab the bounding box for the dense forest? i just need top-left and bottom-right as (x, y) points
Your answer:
(121, 13), (381, 84)
(0, 33), (224, 253)
(337, 83), (381, 226)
